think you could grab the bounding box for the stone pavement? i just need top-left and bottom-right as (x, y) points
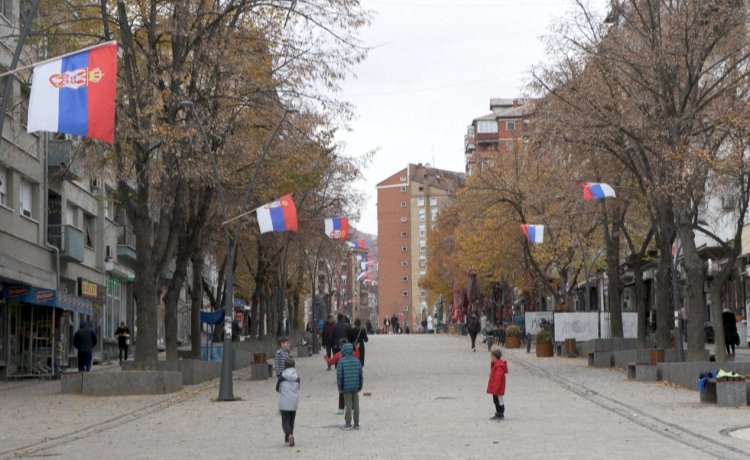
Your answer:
(1, 335), (750, 459)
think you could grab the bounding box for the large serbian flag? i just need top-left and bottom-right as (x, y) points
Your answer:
(324, 217), (349, 239)
(580, 182), (616, 201)
(27, 41), (118, 144)
(521, 224), (544, 244)
(256, 194), (298, 234)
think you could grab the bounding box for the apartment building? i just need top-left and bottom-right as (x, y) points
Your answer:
(376, 163), (464, 330)
(464, 98), (532, 175)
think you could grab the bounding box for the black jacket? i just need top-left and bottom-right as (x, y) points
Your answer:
(73, 323), (98, 353)
(467, 316), (480, 335)
(332, 321), (351, 346)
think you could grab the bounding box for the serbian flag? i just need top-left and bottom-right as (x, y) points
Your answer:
(324, 217), (349, 239)
(27, 42), (118, 144)
(580, 182), (616, 201)
(521, 224), (544, 244)
(256, 194), (298, 234)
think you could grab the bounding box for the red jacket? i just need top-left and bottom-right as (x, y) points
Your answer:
(325, 348), (360, 366)
(486, 359), (508, 396)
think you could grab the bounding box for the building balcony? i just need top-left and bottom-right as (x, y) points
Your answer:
(117, 225), (137, 263)
(47, 224), (84, 263)
(47, 140), (85, 180)
(475, 133), (499, 143)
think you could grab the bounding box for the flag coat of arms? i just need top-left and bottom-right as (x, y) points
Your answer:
(324, 217), (349, 239)
(27, 42), (118, 144)
(580, 182), (616, 201)
(256, 194), (298, 234)
(521, 224), (544, 244)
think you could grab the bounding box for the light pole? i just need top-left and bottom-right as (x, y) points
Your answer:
(181, 101), (297, 401)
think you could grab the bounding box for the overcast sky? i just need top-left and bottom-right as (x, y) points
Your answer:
(334, 0), (609, 236)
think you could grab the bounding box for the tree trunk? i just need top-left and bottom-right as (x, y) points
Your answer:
(190, 248), (204, 359)
(654, 230), (674, 350)
(604, 205), (624, 338)
(163, 245), (190, 360)
(677, 214), (707, 362)
(631, 258), (648, 349)
(710, 279), (727, 363)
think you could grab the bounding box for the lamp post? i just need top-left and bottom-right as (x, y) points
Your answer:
(181, 101), (296, 401)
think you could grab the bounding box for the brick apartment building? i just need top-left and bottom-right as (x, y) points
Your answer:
(465, 98), (532, 175)
(376, 164), (464, 330)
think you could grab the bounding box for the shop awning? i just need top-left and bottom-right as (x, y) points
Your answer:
(4, 285), (93, 316)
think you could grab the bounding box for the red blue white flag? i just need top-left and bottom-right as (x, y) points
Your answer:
(521, 224), (544, 244)
(27, 42), (118, 144)
(256, 194), (298, 234)
(580, 182), (616, 201)
(324, 217), (349, 239)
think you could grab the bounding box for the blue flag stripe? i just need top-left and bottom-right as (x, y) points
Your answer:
(58, 52), (89, 136)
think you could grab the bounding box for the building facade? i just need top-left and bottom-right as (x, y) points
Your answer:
(465, 98), (531, 176)
(376, 163), (464, 330)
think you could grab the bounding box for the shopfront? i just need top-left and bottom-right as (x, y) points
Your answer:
(1, 284), (92, 379)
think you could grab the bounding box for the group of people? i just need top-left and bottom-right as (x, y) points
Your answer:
(274, 317), (367, 447)
(71, 320), (130, 372)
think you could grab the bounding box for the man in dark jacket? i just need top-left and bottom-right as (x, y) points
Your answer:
(332, 314), (351, 355)
(467, 313), (480, 352)
(322, 316), (336, 370)
(73, 321), (98, 372)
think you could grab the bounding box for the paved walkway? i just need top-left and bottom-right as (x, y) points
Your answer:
(1, 335), (750, 459)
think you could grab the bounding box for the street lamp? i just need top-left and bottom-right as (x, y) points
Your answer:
(181, 101), (297, 401)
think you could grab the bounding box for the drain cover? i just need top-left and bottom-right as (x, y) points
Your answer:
(727, 427), (750, 440)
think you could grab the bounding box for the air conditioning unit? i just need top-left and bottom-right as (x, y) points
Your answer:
(721, 195), (737, 210)
(90, 178), (101, 190)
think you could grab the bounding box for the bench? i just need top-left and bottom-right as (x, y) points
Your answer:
(700, 377), (748, 407)
(626, 362), (658, 382)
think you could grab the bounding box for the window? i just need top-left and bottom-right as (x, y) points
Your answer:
(105, 276), (122, 339)
(20, 178), (32, 218)
(66, 204), (79, 228)
(104, 190), (114, 220)
(429, 197), (437, 206)
(420, 259), (427, 268)
(420, 243), (426, 253)
(418, 186), (423, 192)
(400, 201), (407, 208)
(0, 166), (6, 206)
(401, 246), (407, 253)
(506, 140), (515, 151)
(400, 186), (407, 192)
(506, 121), (516, 131)
(400, 216), (407, 223)
(402, 290), (409, 297)
(0, 1), (13, 20)
(402, 276), (408, 282)
(477, 120), (496, 133)
(84, 214), (95, 247)
(0, 66), (11, 115)
(400, 176), (407, 183)
(419, 270), (426, 276)
(20, 87), (29, 129)
(419, 225), (426, 237)
(417, 197), (425, 207)
(523, 119), (530, 131)
(401, 231), (407, 238)
(401, 260), (408, 267)
(431, 210), (437, 221)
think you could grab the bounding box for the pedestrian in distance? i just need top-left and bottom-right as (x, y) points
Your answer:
(276, 358), (300, 447)
(383, 317), (390, 334)
(322, 315), (336, 370)
(274, 336), (290, 378)
(72, 321), (97, 372)
(722, 309), (739, 356)
(348, 318), (369, 367)
(115, 322), (131, 364)
(336, 343), (363, 430)
(487, 349), (508, 420)
(332, 313), (351, 355)
(467, 313), (481, 352)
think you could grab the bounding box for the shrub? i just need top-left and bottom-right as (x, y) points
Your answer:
(536, 329), (552, 344)
(505, 325), (522, 337)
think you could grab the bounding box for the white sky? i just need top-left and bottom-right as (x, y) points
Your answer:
(334, 0), (609, 235)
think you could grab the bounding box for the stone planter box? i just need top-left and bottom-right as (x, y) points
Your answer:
(121, 360), (221, 386)
(62, 370), (182, 396)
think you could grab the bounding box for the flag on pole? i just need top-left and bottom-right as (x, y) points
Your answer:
(521, 224), (544, 244)
(256, 194), (298, 234)
(324, 217), (349, 239)
(27, 42), (118, 144)
(580, 182), (616, 201)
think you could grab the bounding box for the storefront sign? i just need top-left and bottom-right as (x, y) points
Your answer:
(80, 279), (98, 298)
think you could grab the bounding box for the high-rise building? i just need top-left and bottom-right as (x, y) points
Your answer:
(465, 98), (532, 176)
(376, 163), (464, 330)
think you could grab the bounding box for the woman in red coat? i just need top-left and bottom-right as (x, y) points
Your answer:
(486, 349), (508, 420)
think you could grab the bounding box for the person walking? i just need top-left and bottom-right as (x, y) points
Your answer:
(487, 349), (508, 420)
(383, 317), (389, 334)
(722, 309), (739, 356)
(115, 322), (131, 363)
(322, 315), (336, 371)
(72, 321), (97, 372)
(348, 318), (369, 367)
(427, 315), (434, 334)
(274, 337), (290, 378)
(336, 343), (363, 430)
(467, 313), (481, 352)
(332, 314), (351, 356)
(276, 358), (300, 447)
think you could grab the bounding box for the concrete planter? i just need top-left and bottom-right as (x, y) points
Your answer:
(62, 370), (182, 396)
